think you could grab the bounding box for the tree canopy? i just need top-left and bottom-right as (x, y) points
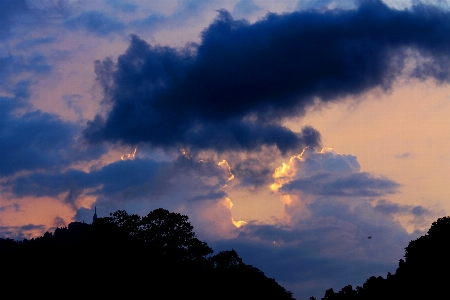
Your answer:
(108, 208), (213, 264)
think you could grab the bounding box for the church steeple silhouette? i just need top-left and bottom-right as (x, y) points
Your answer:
(93, 206), (98, 223)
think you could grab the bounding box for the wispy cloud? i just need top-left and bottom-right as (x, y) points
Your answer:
(64, 11), (125, 36)
(395, 152), (412, 159)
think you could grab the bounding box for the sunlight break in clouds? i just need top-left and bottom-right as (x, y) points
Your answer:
(268, 147), (435, 233)
(1, 1), (450, 299)
(218, 160), (235, 181)
(215, 146), (437, 298)
(271, 147), (359, 192)
(121, 147), (137, 160)
(223, 197), (247, 228)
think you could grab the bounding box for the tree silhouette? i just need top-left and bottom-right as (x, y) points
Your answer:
(210, 249), (245, 268)
(108, 208), (213, 266)
(0, 208), (294, 298)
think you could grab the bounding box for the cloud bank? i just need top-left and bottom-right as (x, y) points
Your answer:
(86, 0), (450, 155)
(212, 147), (430, 299)
(1, 1), (449, 299)
(0, 84), (105, 177)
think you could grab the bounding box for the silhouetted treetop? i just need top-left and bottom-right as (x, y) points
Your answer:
(210, 249), (245, 269)
(108, 208), (213, 263)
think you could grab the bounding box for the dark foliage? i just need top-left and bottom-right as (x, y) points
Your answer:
(0, 208), (293, 299)
(319, 216), (450, 299)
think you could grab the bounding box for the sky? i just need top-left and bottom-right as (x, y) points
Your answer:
(1, 0), (450, 298)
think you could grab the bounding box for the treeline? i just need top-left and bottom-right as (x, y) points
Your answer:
(4, 210), (449, 299)
(316, 216), (450, 300)
(0, 208), (294, 299)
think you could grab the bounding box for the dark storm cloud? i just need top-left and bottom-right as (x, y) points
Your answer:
(85, 0), (450, 153)
(0, 84), (105, 177)
(64, 11), (125, 36)
(281, 172), (401, 197)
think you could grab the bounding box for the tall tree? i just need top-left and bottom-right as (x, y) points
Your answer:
(109, 208), (213, 264)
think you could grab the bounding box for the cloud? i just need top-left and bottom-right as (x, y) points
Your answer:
(275, 148), (360, 178)
(14, 37), (56, 49)
(6, 154), (231, 211)
(1, 1), (448, 297)
(0, 1), (71, 42)
(0, 224), (46, 240)
(255, 146), (441, 298)
(4, 152), (244, 240)
(0, 203), (20, 212)
(85, 1), (450, 154)
(0, 84), (105, 177)
(233, 157), (273, 188)
(187, 191), (227, 202)
(0, 0), (29, 39)
(282, 172), (400, 197)
(63, 94), (84, 119)
(64, 11), (125, 36)
(208, 147), (429, 299)
(374, 199), (430, 217)
(272, 148), (363, 195)
(269, 148), (426, 230)
(412, 205), (428, 216)
(8, 159), (167, 199)
(232, 0), (261, 17)
(212, 196), (415, 299)
(130, 0), (218, 32)
(105, 0), (137, 13)
(395, 152), (412, 159)
(296, 0), (356, 11)
(269, 148), (407, 231)
(52, 216), (67, 228)
(0, 53), (51, 91)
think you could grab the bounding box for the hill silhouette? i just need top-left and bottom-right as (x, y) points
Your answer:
(317, 216), (450, 300)
(0, 208), (294, 299)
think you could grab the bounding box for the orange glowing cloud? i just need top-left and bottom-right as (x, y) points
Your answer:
(223, 197), (247, 228)
(121, 147), (137, 161)
(218, 160), (235, 181)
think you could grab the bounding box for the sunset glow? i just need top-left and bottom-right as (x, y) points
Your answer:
(1, 1), (450, 299)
